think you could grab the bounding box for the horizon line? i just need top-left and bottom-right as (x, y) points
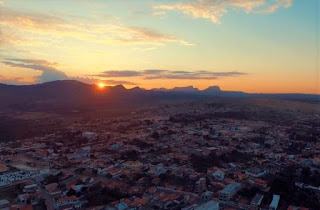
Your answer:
(1, 79), (319, 96)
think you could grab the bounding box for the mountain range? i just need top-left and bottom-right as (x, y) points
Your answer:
(0, 80), (318, 111)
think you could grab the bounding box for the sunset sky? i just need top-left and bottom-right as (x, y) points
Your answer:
(0, 0), (319, 93)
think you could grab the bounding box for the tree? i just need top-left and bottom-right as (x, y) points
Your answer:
(67, 188), (77, 196)
(151, 131), (159, 139)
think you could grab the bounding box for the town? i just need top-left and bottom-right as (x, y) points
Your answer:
(0, 101), (319, 210)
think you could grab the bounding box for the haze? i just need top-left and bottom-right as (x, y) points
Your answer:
(0, 0), (319, 93)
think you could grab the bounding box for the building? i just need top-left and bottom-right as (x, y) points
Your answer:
(56, 195), (78, 207)
(114, 201), (129, 210)
(250, 193), (264, 210)
(195, 200), (219, 210)
(0, 199), (10, 210)
(213, 170), (225, 181)
(195, 178), (206, 193)
(208, 167), (225, 181)
(269, 194), (280, 210)
(82, 132), (97, 140)
(287, 206), (309, 210)
(23, 184), (38, 193)
(218, 182), (242, 201)
(39, 168), (50, 175)
(0, 164), (8, 173)
(0, 170), (31, 187)
(201, 191), (213, 200)
(245, 168), (268, 178)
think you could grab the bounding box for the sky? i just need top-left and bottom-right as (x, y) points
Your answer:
(0, 0), (319, 93)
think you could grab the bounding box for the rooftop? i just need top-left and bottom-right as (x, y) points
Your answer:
(270, 194), (280, 209)
(250, 193), (264, 206)
(195, 200), (219, 210)
(220, 182), (242, 194)
(0, 199), (9, 206)
(0, 164), (8, 172)
(57, 195), (78, 203)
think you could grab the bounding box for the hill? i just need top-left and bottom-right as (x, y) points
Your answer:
(0, 80), (319, 112)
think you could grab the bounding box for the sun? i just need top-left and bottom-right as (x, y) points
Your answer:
(97, 82), (106, 88)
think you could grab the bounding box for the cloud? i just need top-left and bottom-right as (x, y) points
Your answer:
(6, 59), (58, 67)
(0, 75), (35, 85)
(93, 70), (142, 77)
(143, 69), (168, 75)
(1, 58), (137, 86)
(2, 59), (68, 83)
(154, 0), (293, 24)
(1, 59), (245, 85)
(0, 7), (194, 46)
(101, 80), (137, 86)
(72, 77), (137, 86)
(254, 0), (293, 14)
(0, 30), (53, 47)
(93, 69), (247, 80)
(152, 11), (166, 16)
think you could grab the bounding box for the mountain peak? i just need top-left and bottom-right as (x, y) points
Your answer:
(172, 86), (199, 92)
(129, 86), (145, 93)
(130, 86), (142, 90)
(113, 84), (126, 90)
(204, 86), (221, 92)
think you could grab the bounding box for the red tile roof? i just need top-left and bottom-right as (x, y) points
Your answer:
(57, 195), (77, 203)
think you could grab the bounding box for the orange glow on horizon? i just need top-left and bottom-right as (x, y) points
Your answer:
(97, 82), (106, 89)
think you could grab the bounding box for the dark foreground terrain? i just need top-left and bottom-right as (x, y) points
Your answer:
(0, 81), (319, 209)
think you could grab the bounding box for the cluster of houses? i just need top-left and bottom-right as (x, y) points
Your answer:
(0, 104), (318, 209)
(0, 164), (49, 187)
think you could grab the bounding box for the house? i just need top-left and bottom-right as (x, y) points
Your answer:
(208, 167), (225, 181)
(131, 197), (148, 208)
(253, 178), (268, 189)
(233, 171), (249, 181)
(102, 167), (122, 177)
(23, 184), (38, 193)
(122, 161), (143, 169)
(245, 168), (268, 178)
(82, 132), (97, 140)
(269, 194), (280, 210)
(18, 192), (41, 204)
(34, 175), (45, 183)
(287, 206), (309, 210)
(218, 182), (242, 202)
(67, 183), (84, 192)
(195, 178), (206, 193)
(195, 200), (219, 210)
(201, 191), (213, 200)
(59, 204), (74, 210)
(18, 194), (30, 203)
(0, 164), (8, 173)
(39, 168), (50, 175)
(250, 193), (264, 210)
(111, 144), (120, 150)
(45, 183), (58, 191)
(0, 199), (9, 209)
(81, 146), (91, 152)
(149, 164), (167, 176)
(115, 201), (129, 210)
(121, 197), (148, 208)
(56, 195), (78, 207)
(0, 170), (31, 186)
(48, 188), (62, 198)
(213, 170), (225, 181)
(10, 204), (33, 210)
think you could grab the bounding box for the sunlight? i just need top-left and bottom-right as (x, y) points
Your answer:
(97, 82), (106, 89)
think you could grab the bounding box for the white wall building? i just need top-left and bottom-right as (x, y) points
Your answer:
(219, 182), (242, 202)
(269, 194), (280, 210)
